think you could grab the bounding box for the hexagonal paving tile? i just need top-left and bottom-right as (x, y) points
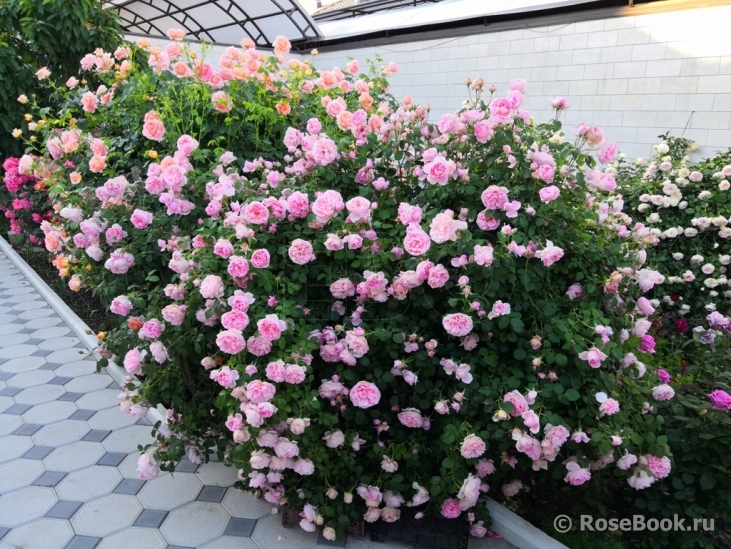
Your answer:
(74, 389), (121, 410)
(2, 293), (40, 303)
(65, 373), (113, 394)
(43, 441), (106, 472)
(160, 502), (230, 547)
(22, 317), (63, 330)
(0, 414), (22, 436)
(6, 369), (55, 388)
(0, 332), (29, 345)
(0, 396), (14, 413)
(38, 336), (82, 351)
(101, 425), (154, 454)
(29, 326), (71, 339)
(0, 458), (45, 492)
(0, 355), (47, 373)
(0, 486), (57, 527)
(197, 462), (238, 487)
(0, 435), (34, 463)
(221, 489), (274, 519)
(0, 343), (38, 359)
(45, 348), (91, 365)
(33, 420), (90, 447)
(56, 465), (122, 501)
(138, 471), (203, 510)
(14, 384), (66, 405)
(0, 314), (18, 325)
(88, 407), (137, 430)
(97, 527), (167, 549)
(16, 308), (54, 321)
(0, 518), (74, 549)
(55, 361), (98, 378)
(11, 300), (48, 312)
(0, 323), (23, 336)
(71, 494), (142, 536)
(22, 400), (77, 424)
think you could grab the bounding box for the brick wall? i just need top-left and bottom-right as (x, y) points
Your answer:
(312, 3), (731, 160)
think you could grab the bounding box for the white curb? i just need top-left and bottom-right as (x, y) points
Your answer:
(0, 236), (166, 427)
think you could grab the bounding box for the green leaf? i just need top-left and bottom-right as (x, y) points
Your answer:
(565, 388), (580, 402)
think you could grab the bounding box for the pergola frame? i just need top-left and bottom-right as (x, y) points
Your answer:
(103, 0), (322, 49)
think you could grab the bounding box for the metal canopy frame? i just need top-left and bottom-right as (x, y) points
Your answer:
(313, 0), (444, 22)
(103, 0), (322, 50)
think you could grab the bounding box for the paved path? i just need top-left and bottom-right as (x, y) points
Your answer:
(0, 249), (512, 549)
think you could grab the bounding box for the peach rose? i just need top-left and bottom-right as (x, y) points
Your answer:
(89, 155), (106, 173)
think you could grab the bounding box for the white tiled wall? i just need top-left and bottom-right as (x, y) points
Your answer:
(312, 4), (731, 160)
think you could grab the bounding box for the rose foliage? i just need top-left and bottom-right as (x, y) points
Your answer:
(23, 32), (681, 539)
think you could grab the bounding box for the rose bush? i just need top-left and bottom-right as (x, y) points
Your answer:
(1, 156), (53, 242)
(617, 134), (730, 347)
(26, 32), (679, 540)
(596, 135), (731, 548)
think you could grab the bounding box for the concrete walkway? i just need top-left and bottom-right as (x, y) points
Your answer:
(0, 249), (512, 549)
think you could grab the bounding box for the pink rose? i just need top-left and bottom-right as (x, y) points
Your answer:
(246, 380), (276, 404)
(564, 463), (592, 486)
(398, 407), (424, 428)
(212, 365), (240, 388)
(161, 304), (187, 326)
(214, 239), (235, 258)
(403, 224), (431, 256)
(440, 499), (461, 519)
(539, 185), (560, 203)
(539, 241), (564, 267)
(140, 319), (164, 339)
(228, 256), (250, 278)
(250, 249), (270, 268)
(330, 278), (355, 299)
(579, 346), (607, 368)
(503, 390), (528, 416)
(651, 384), (675, 401)
(481, 186), (509, 210)
(257, 314), (287, 341)
(460, 434), (486, 458)
(247, 336), (271, 357)
(427, 265), (449, 288)
(110, 295), (132, 316)
(442, 313), (473, 337)
(349, 381), (381, 408)
(709, 389), (731, 411)
(200, 275), (224, 298)
(130, 209), (153, 229)
(288, 239), (315, 265)
(216, 329), (246, 354)
(599, 398), (620, 416)
(123, 348), (144, 374)
(142, 118), (166, 142)
(646, 455), (671, 479)
(221, 310), (250, 331)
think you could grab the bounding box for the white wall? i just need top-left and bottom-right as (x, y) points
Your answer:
(312, 3), (731, 160)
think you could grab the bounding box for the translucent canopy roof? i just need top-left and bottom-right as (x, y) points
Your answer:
(104, 0), (322, 49)
(317, 0), (602, 40)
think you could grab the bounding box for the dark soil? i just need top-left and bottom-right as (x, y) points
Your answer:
(12, 243), (116, 334)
